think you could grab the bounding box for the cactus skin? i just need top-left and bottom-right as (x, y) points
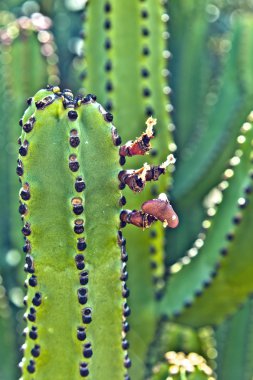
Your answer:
(0, 281), (16, 380)
(82, 1), (253, 376)
(168, 9), (253, 264)
(215, 297), (253, 380)
(83, 0), (173, 293)
(82, 2), (174, 377)
(0, 12), (59, 379)
(158, 112), (253, 326)
(156, 11), (252, 327)
(18, 88), (130, 379)
(171, 10), (253, 203)
(158, 6), (253, 377)
(0, 11), (59, 284)
(0, 12), (59, 257)
(18, 87), (170, 379)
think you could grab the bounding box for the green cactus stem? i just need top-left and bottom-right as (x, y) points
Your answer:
(81, 2), (175, 377)
(82, 0), (174, 293)
(0, 10), (59, 273)
(171, 12), (253, 203)
(215, 297), (253, 380)
(18, 87), (170, 379)
(0, 12), (59, 378)
(159, 112), (253, 327)
(167, 7), (253, 265)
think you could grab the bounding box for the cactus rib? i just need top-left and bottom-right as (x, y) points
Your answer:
(159, 113), (253, 327)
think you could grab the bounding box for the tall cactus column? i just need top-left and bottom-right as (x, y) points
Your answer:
(0, 13), (59, 379)
(18, 87), (173, 379)
(82, 2), (174, 377)
(18, 88), (127, 379)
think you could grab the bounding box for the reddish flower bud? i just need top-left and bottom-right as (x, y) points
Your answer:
(141, 193), (179, 228)
(120, 210), (156, 229)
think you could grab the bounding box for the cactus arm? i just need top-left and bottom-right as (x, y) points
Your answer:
(83, 0), (142, 133)
(0, 15), (59, 379)
(83, 1), (107, 104)
(0, 284), (17, 380)
(122, 1), (173, 375)
(20, 89), (83, 379)
(171, 116), (253, 326)
(82, 2), (174, 378)
(168, 0), (212, 150)
(84, 5), (155, 373)
(19, 89), (129, 379)
(79, 100), (126, 378)
(215, 298), (253, 380)
(141, 0), (174, 288)
(174, 179), (253, 327)
(165, 199), (205, 265)
(159, 114), (253, 325)
(0, 12), (59, 253)
(19, 88), (169, 379)
(172, 14), (253, 203)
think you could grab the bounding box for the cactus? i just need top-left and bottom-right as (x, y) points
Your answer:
(168, 3), (253, 262)
(215, 297), (253, 380)
(18, 86), (174, 379)
(0, 278), (16, 380)
(0, 11), (59, 379)
(160, 4), (253, 376)
(1, 1), (253, 379)
(81, 1), (253, 378)
(172, 11), (253, 202)
(0, 10), (59, 273)
(81, 2), (175, 376)
(158, 110), (253, 326)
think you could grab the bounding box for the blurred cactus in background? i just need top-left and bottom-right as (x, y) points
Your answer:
(1, 0), (253, 379)
(0, 7), (59, 379)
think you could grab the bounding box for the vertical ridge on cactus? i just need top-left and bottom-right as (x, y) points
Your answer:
(0, 282), (16, 380)
(215, 297), (253, 380)
(171, 12), (253, 203)
(81, 2), (175, 377)
(0, 12), (59, 379)
(0, 10), (59, 270)
(159, 112), (253, 326)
